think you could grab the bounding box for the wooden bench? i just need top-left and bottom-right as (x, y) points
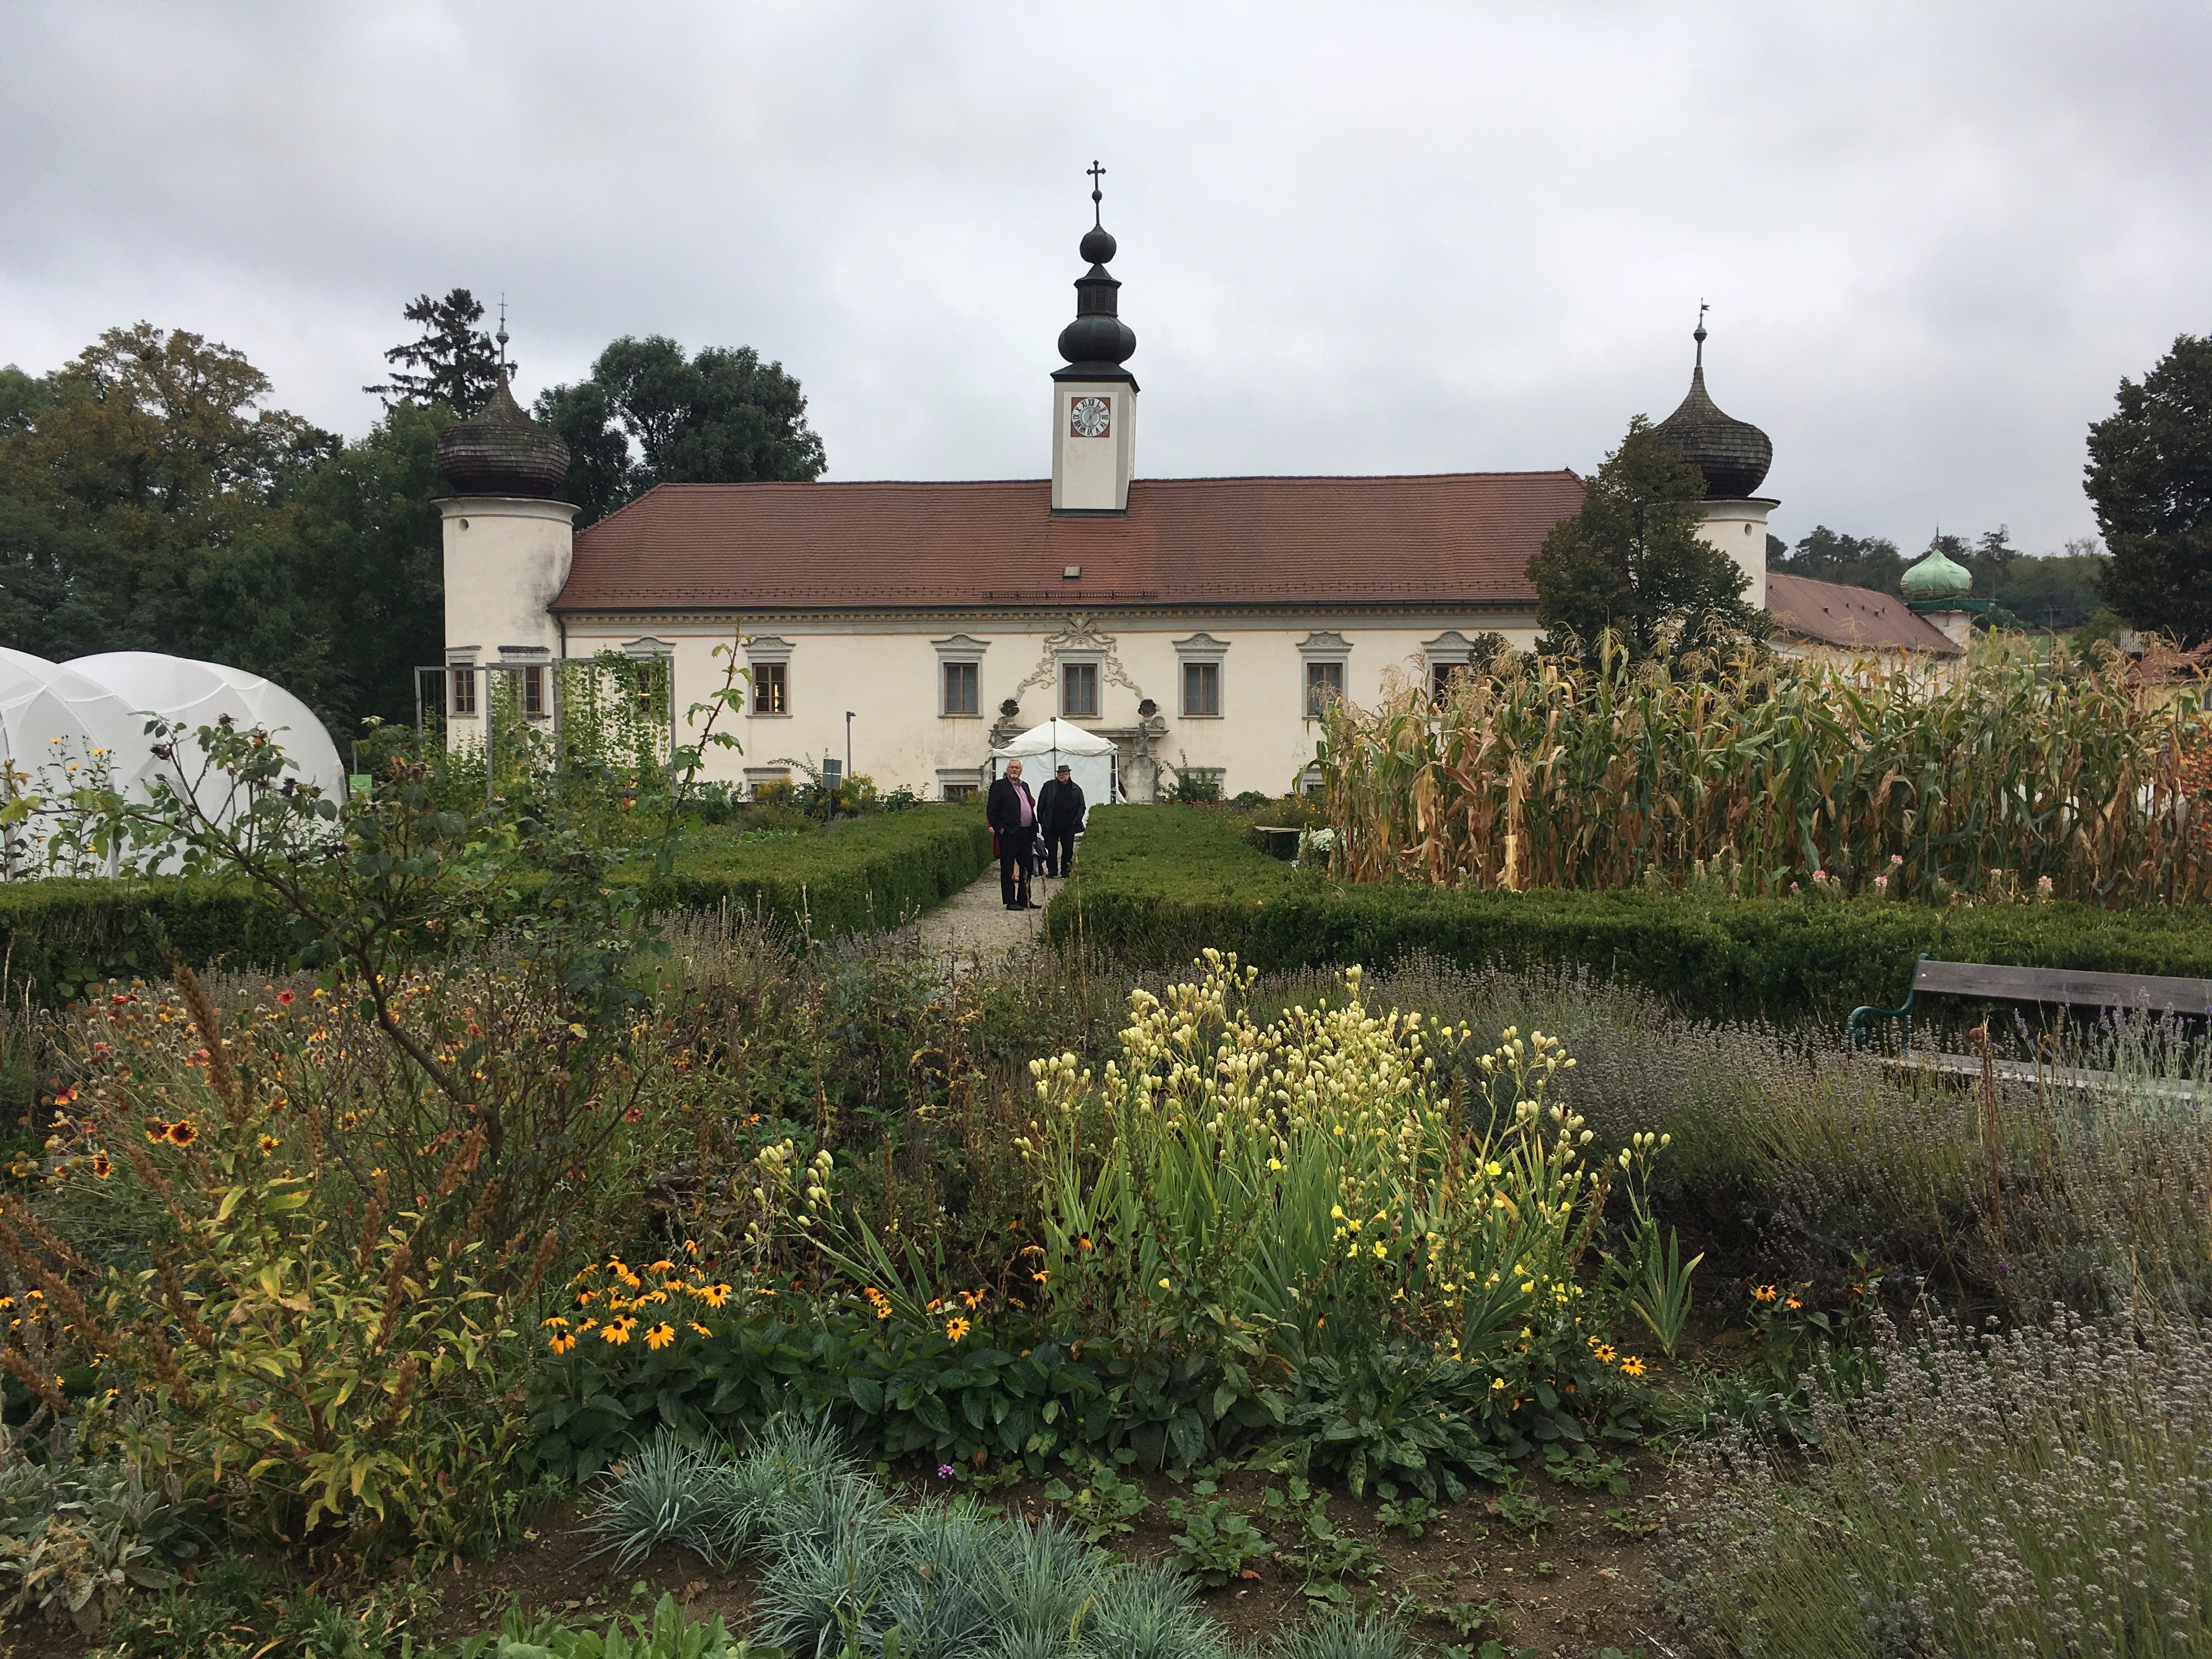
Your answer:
(1846, 955), (2212, 1097)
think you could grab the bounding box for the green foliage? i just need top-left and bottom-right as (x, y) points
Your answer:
(1161, 1493), (1269, 1586)
(0, 322), (450, 742)
(2086, 331), (2212, 644)
(0, 1432), (184, 1636)
(93, 1551), (444, 1658)
(438, 1593), (761, 1659)
(366, 288), (506, 413)
(1265, 1609), (1409, 1659)
(1668, 1310), (2212, 1656)
(535, 336), (827, 528)
(1039, 1462), (1150, 1542)
(584, 1430), (749, 1570)
(1049, 808), (2212, 1022)
(0, 805), (990, 1006)
(1528, 415), (1765, 663)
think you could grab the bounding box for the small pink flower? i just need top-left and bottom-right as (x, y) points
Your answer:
(937, 1463), (955, 1479)
(2037, 875), (2054, 892)
(1874, 875), (1888, 890)
(1890, 853), (1904, 865)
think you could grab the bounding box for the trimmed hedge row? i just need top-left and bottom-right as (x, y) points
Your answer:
(0, 806), (993, 1004)
(1047, 806), (2212, 1022)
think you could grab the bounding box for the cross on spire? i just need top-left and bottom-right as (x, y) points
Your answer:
(1087, 160), (1105, 226)
(496, 295), (510, 372)
(1694, 299), (1708, 370)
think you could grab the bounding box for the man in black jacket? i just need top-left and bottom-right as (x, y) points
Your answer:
(985, 759), (1039, 910)
(1035, 763), (1086, 878)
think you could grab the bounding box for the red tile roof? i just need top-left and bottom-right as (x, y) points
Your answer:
(554, 472), (1585, 614)
(1765, 571), (1963, 657)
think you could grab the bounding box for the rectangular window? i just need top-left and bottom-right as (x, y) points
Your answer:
(1431, 662), (1465, 703)
(943, 783), (978, 803)
(1182, 661), (1221, 716)
(754, 662), (788, 715)
(1062, 661), (1099, 719)
(452, 667), (477, 715)
(522, 665), (545, 716)
(943, 661), (980, 716)
(1305, 661), (1345, 716)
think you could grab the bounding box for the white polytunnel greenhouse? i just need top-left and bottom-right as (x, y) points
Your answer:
(1, 649), (344, 875)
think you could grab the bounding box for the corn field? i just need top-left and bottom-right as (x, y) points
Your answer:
(1314, 635), (2212, 906)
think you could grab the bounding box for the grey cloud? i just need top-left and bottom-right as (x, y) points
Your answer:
(4, 1), (2209, 555)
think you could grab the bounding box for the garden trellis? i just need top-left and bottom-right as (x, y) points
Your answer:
(415, 648), (676, 800)
(1314, 635), (2212, 906)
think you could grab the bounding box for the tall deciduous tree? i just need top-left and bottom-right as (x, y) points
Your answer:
(1529, 416), (1766, 663)
(366, 289), (507, 413)
(537, 335), (826, 526)
(0, 326), (445, 746)
(2085, 332), (2212, 645)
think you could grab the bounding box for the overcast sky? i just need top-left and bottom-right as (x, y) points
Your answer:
(5, 2), (2208, 556)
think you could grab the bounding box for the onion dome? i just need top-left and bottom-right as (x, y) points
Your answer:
(1651, 314), (1772, 499)
(436, 370), (571, 498)
(1901, 543), (1973, 600)
(1054, 162), (1137, 384)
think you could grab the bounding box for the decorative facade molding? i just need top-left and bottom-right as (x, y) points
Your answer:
(1012, 615), (1147, 703)
(620, 636), (675, 659)
(1171, 632), (1231, 659)
(930, 633), (991, 659)
(744, 635), (795, 664)
(1296, 631), (1351, 658)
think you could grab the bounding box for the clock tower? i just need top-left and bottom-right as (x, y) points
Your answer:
(1051, 162), (1138, 514)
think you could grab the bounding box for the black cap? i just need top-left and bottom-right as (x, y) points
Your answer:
(1056, 763), (1071, 772)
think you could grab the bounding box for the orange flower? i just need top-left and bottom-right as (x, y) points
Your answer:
(257, 1135), (280, 1155)
(697, 1283), (731, 1308)
(276, 989), (296, 1006)
(1752, 1284), (1779, 1304)
(945, 1316), (972, 1343)
(145, 1121), (170, 1144)
(601, 1318), (636, 1345)
(687, 1322), (712, 1338)
(644, 1323), (675, 1351)
(89, 1153), (112, 1180)
(548, 1331), (578, 1355)
(166, 1120), (198, 1148)
(1620, 1355), (1647, 1379)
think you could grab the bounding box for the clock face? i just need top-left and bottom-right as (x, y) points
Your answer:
(1069, 395), (1111, 439)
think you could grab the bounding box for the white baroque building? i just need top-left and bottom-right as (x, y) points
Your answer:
(434, 182), (1960, 802)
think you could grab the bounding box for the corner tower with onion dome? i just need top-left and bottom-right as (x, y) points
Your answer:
(1051, 162), (1138, 513)
(434, 329), (576, 727)
(1899, 540), (1987, 649)
(1651, 306), (1776, 601)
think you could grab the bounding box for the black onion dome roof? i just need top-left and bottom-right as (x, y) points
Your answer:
(1651, 326), (1771, 499)
(436, 371), (571, 498)
(1054, 179), (1137, 383)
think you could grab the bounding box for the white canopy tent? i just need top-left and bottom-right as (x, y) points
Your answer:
(989, 718), (1118, 816)
(65, 653), (346, 803)
(0, 650), (343, 876)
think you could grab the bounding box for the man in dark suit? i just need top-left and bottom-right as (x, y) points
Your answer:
(1035, 763), (1086, 878)
(986, 758), (1039, 910)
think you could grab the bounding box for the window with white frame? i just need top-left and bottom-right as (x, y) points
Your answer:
(746, 637), (793, 716)
(1172, 633), (1228, 718)
(936, 768), (983, 802)
(932, 634), (989, 718)
(1298, 633), (1351, 718)
(1061, 661), (1099, 719)
(450, 665), (477, 716)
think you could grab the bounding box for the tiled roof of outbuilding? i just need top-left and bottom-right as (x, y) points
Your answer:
(1766, 571), (1964, 657)
(553, 472), (1586, 614)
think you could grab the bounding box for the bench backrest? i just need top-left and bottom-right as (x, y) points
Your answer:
(1913, 958), (2212, 1016)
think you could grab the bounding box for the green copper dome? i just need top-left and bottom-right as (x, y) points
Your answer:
(1900, 545), (1972, 600)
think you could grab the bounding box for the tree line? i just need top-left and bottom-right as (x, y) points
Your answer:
(1531, 332), (2212, 661)
(0, 290), (824, 750)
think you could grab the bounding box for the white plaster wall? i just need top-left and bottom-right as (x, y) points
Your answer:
(567, 616), (1537, 800)
(441, 499), (575, 658)
(1694, 499), (1773, 602)
(1050, 382), (1136, 511)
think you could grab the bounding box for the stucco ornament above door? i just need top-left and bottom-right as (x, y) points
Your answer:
(1012, 615), (1147, 705)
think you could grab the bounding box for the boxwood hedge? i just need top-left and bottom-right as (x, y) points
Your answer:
(0, 806), (992, 1005)
(1047, 805), (2212, 1023)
